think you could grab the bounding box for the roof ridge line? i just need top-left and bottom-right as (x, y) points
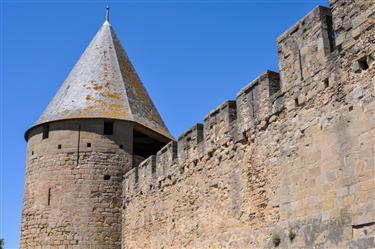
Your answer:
(108, 25), (135, 122)
(106, 25), (135, 121)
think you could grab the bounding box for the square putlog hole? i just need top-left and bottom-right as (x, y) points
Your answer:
(358, 56), (369, 71)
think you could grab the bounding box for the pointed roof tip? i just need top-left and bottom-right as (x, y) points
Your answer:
(29, 12), (174, 141)
(105, 5), (110, 21)
(103, 6), (111, 26)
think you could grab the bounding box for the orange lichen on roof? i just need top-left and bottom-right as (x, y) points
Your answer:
(33, 19), (173, 140)
(93, 84), (103, 91)
(100, 92), (122, 100)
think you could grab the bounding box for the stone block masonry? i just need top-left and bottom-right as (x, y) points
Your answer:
(21, 119), (133, 248)
(123, 1), (375, 248)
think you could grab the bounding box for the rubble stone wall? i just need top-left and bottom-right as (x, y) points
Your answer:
(123, 1), (374, 248)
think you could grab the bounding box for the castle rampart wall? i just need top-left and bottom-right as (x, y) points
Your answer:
(122, 0), (374, 248)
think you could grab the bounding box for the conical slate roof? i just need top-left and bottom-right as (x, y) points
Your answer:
(33, 19), (172, 139)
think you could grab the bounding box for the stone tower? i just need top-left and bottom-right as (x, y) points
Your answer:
(20, 8), (172, 248)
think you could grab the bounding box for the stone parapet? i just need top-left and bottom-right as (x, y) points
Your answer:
(123, 0), (375, 247)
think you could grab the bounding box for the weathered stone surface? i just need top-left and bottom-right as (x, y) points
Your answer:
(122, 0), (375, 248)
(20, 120), (133, 248)
(21, 0), (374, 248)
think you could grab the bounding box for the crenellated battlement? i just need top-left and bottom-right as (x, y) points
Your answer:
(156, 141), (177, 177)
(204, 100), (237, 151)
(122, 1), (375, 247)
(236, 70), (281, 134)
(277, 6), (335, 92)
(122, 0), (375, 246)
(124, 68), (284, 197)
(177, 123), (204, 163)
(124, 0), (374, 208)
(125, 155), (156, 195)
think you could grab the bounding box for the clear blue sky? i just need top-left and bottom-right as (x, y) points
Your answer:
(1, 0), (327, 247)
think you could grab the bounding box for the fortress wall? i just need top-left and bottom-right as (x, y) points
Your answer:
(236, 70), (281, 134)
(277, 6), (334, 93)
(20, 119), (132, 249)
(329, 0), (375, 81)
(204, 100), (237, 152)
(155, 141), (177, 178)
(177, 124), (204, 163)
(122, 1), (374, 248)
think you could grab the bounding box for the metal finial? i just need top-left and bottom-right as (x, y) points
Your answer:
(105, 6), (110, 22)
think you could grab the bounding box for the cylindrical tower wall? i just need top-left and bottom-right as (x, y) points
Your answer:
(20, 119), (132, 249)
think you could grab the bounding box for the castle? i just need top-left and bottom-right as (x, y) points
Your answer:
(20, 0), (374, 248)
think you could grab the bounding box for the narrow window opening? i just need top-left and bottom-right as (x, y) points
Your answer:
(358, 56), (369, 71)
(324, 78), (329, 88)
(250, 91), (255, 120)
(47, 188), (51, 206)
(104, 121), (114, 135)
(104, 175), (111, 180)
(298, 49), (304, 81)
(295, 98), (299, 107)
(349, 106), (354, 111)
(185, 137), (191, 150)
(58, 144), (61, 149)
(76, 124), (81, 166)
(42, 125), (49, 139)
(325, 15), (335, 52)
(119, 144), (123, 149)
(31, 151), (34, 155)
(87, 143), (91, 148)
